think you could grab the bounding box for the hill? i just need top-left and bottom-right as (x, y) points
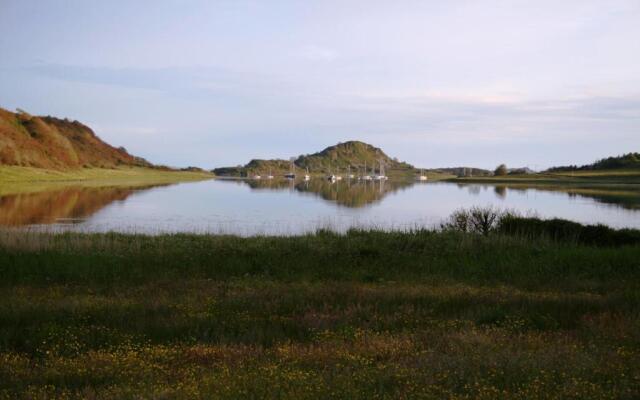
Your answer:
(434, 167), (492, 177)
(547, 153), (640, 172)
(0, 107), (150, 169)
(214, 141), (415, 177)
(295, 141), (413, 173)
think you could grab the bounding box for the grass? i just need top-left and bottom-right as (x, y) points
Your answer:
(1, 226), (639, 399)
(0, 166), (214, 195)
(450, 169), (640, 185)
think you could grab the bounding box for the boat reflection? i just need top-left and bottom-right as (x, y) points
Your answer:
(241, 177), (416, 207)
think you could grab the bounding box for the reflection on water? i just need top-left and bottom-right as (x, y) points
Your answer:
(243, 178), (414, 207)
(494, 186), (507, 199)
(0, 185), (167, 226)
(0, 178), (638, 233)
(454, 183), (640, 211)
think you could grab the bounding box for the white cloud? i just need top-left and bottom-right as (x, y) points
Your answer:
(1, 0), (638, 168)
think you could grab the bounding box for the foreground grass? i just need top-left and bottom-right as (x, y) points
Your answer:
(0, 166), (213, 195)
(1, 230), (639, 399)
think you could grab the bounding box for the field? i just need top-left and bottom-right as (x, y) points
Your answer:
(0, 166), (213, 195)
(450, 169), (640, 185)
(1, 226), (639, 399)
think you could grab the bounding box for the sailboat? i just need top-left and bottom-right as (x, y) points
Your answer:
(267, 168), (274, 179)
(284, 159), (296, 179)
(362, 160), (372, 180)
(374, 160), (387, 180)
(335, 167), (343, 180)
(327, 165), (337, 182)
(417, 169), (428, 181)
(304, 167), (311, 181)
(347, 165), (355, 179)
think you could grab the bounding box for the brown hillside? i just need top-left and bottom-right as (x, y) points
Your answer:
(0, 107), (150, 169)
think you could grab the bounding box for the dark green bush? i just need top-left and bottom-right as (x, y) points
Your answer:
(498, 215), (640, 247)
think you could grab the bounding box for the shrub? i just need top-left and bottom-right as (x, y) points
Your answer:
(442, 207), (640, 247)
(497, 216), (640, 247)
(442, 206), (509, 236)
(494, 164), (508, 176)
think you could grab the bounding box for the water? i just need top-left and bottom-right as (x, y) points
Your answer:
(1, 178), (639, 235)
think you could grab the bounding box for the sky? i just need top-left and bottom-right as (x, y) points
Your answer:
(0, 0), (639, 170)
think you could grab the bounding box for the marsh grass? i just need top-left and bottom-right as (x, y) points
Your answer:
(1, 223), (639, 398)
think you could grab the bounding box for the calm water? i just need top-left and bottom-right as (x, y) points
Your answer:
(1, 178), (639, 235)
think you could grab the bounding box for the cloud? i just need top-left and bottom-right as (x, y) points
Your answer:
(4, 55), (639, 168)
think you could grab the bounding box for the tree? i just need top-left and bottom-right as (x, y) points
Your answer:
(494, 164), (508, 176)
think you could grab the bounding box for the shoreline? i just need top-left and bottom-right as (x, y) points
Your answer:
(0, 166), (214, 196)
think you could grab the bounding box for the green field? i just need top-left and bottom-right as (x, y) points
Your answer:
(449, 169), (640, 185)
(0, 166), (214, 195)
(1, 223), (639, 399)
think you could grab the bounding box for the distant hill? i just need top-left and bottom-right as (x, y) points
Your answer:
(434, 167), (493, 177)
(295, 141), (413, 173)
(547, 153), (640, 172)
(0, 107), (151, 169)
(214, 141), (415, 177)
(507, 167), (536, 175)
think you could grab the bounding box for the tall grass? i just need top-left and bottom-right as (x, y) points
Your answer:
(1, 213), (639, 398)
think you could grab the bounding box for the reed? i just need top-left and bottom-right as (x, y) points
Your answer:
(1, 218), (639, 398)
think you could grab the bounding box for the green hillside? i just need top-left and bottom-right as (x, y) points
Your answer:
(295, 141), (413, 174)
(547, 152), (640, 172)
(214, 141), (415, 177)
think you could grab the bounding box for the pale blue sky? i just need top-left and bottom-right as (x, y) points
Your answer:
(1, 0), (638, 169)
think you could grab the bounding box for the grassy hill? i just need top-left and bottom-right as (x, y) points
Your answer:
(214, 141), (416, 177)
(447, 153), (640, 185)
(0, 107), (150, 169)
(433, 167), (492, 177)
(295, 141), (413, 174)
(547, 152), (640, 172)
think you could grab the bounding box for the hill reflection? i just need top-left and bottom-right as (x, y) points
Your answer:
(0, 185), (167, 226)
(453, 183), (640, 210)
(239, 178), (640, 210)
(1, 179), (637, 229)
(242, 178), (416, 207)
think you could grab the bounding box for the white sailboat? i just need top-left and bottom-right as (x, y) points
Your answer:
(304, 167), (311, 181)
(418, 169), (428, 181)
(327, 165), (337, 182)
(374, 159), (387, 180)
(267, 168), (274, 179)
(347, 165), (355, 179)
(362, 160), (372, 180)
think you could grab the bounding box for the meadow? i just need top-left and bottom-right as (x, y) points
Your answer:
(0, 166), (213, 196)
(1, 216), (639, 399)
(450, 169), (640, 185)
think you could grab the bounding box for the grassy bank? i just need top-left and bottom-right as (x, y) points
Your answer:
(1, 225), (639, 399)
(449, 169), (640, 185)
(0, 166), (213, 195)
